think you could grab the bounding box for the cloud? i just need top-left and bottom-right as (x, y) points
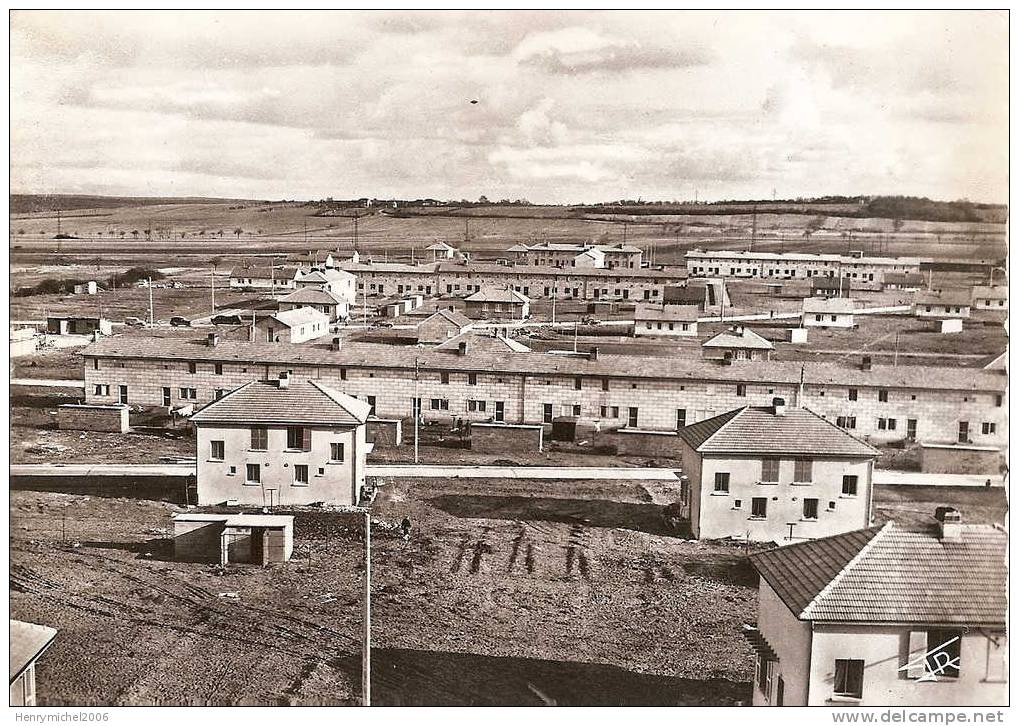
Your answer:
(513, 26), (710, 74)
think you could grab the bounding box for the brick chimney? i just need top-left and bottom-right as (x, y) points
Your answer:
(935, 506), (963, 541)
(278, 371), (290, 389)
(772, 397), (786, 416)
(458, 341), (468, 356)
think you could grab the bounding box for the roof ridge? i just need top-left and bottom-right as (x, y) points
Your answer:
(800, 521), (893, 620)
(308, 380), (371, 422)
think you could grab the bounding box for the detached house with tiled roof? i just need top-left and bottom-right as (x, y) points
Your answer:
(747, 509), (1007, 707)
(190, 374), (371, 507)
(676, 398), (878, 542)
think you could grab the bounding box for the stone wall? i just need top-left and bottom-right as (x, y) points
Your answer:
(469, 422), (543, 453)
(55, 403), (130, 433)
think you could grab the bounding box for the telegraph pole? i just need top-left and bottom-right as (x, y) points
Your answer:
(147, 278), (154, 326)
(211, 268), (216, 313)
(414, 358), (420, 464)
(749, 205), (758, 253)
(362, 507), (371, 707)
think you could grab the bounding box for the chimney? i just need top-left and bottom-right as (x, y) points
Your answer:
(935, 507), (963, 541)
(207, 332), (219, 347)
(278, 371), (290, 389)
(331, 336), (342, 351)
(589, 346), (599, 361)
(458, 341), (468, 356)
(861, 355), (872, 371)
(772, 397), (786, 416)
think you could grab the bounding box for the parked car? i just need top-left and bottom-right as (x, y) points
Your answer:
(212, 314), (243, 326)
(124, 317), (145, 327)
(170, 316), (191, 327)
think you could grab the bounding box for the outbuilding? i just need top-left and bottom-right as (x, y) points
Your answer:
(172, 512), (294, 565)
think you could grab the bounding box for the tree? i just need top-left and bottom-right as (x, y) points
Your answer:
(234, 228), (243, 239)
(144, 229), (151, 240)
(131, 230), (139, 240)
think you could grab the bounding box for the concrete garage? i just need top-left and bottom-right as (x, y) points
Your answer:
(172, 513), (294, 565)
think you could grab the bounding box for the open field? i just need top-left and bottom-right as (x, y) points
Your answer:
(10, 477), (1005, 706)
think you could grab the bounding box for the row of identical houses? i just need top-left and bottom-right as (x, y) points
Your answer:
(685, 250), (923, 285)
(81, 336), (1007, 450)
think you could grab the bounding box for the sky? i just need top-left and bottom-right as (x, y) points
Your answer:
(9, 10), (1009, 204)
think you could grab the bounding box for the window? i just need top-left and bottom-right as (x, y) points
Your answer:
(877, 417), (896, 431)
(733, 499), (742, 509)
(736, 383), (746, 397)
(836, 415), (857, 430)
(214, 363), (223, 375)
(842, 475), (858, 496)
(188, 362), (197, 374)
(468, 399), (487, 413)
(714, 472), (730, 493)
(761, 458), (780, 483)
(574, 377), (582, 391)
(340, 368), (347, 381)
(179, 387), (197, 400)
(751, 497), (768, 518)
(833, 659), (864, 699)
(571, 404), (581, 416)
(602, 378), (610, 392)
(210, 440), (225, 461)
(878, 389), (888, 402)
(982, 422), (996, 435)
(627, 407), (638, 428)
(676, 409), (686, 429)
(924, 629), (961, 679)
(293, 464), (309, 485)
(93, 359), (100, 370)
(250, 427), (268, 450)
(848, 388), (858, 401)
(803, 498), (819, 520)
(793, 458), (812, 482)
(467, 373), (477, 386)
(330, 443), (345, 462)
(94, 384), (110, 396)
(995, 395), (1003, 407)
(245, 463), (261, 484)
(287, 426), (309, 450)
(440, 372), (449, 384)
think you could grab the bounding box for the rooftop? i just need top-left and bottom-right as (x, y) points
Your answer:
(702, 326), (775, 350)
(678, 405), (878, 457)
(632, 303), (700, 322)
(418, 308), (472, 329)
(297, 268), (355, 282)
(173, 513), (294, 528)
(230, 265), (299, 280)
(751, 520), (1007, 625)
(10, 620), (57, 683)
(971, 285), (1008, 299)
(802, 297), (856, 314)
(915, 291), (972, 307)
(278, 288), (346, 305)
(686, 249), (922, 266)
(271, 306), (331, 328)
(465, 286), (530, 304)
(435, 331), (531, 354)
(82, 336), (1008, 393)
(191, 379), (371, 426)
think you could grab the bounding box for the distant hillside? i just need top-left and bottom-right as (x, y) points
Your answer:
(10, 194), (262, 214)
(575, 196), (1007, 224)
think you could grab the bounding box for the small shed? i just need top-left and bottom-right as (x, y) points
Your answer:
(172, 513), (294, 565)
(46, 316), (113, 336)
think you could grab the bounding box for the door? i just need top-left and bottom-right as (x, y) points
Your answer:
(162, 387), (171, 407)
(495, 401), (505, 422)
(776, 676), (784, 706)
(543, 403), (553, 423)
(907, 418), (918, 441)
(118, 385), (128, 404)
(958, 421), (969, 443)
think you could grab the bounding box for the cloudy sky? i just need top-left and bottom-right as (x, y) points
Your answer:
(9, 10), (1008, 204)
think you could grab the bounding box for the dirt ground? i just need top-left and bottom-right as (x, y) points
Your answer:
(11, 474), (758, 706)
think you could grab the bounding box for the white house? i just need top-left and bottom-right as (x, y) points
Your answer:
(802, 297), (856, 328)
(702, 325), (774, 361)
(914, 292), (971, 320)
(277, 287), (350, 322)
(10, 620), (57, 706)
(425, 241), (458, 260)
(230, 265), (298, 291)
(295, 267), (357, 302)
(254, 307), (331, 343)
(464, 286), (530, 320)
(748, 508), (1006, 707)
(190, 375), (371, 507)
(970, 285), (1007, 312)
(631, 303), (699, 337)
(676, 398), (878, 542)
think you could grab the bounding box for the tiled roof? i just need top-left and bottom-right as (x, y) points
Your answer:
(10, 620), (57, 681)
(191, 379), (370, 425)
(419, 309), (472, 329)
(81, 337), (1008, 393)
(802, 297), (855, 313)
(297, 268), (355, 282)
(686, 250), (922, 266)
(426, 242), (456, 251)
(271, 307), (330, 328)
(752, 522), (1007, 625)
(465, 287), (529, 304)
(435, 331), (531, 353)
(915, 291), (971, 307)
(633, 304), (700, 322)
(677, 405), (878, 457)
(884, 272), (925, 285)
(702, 327), (774, 350)
(230, 265), (298, 280)
(278, 288), (345, 305)
(971, 285), (1007, 299)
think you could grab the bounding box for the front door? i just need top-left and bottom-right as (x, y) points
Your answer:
(162, 387), (171, 407)
(495, 401), (505, 422)
(118, 385), (128, 404)
(958, 421), (969, 443)
(907, 418), (918, 441)
(776, 676), (784, 706)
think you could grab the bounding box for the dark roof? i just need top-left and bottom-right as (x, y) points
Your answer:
(278, 288), (345, 305)
(81, 337), (1008, 393)
(230, 265), (298, 280)
(465, 287), (529, 304)
(702, 327), (774, 350)
(751, 522), (1007, 625)
(677, 405), (878, 457)
(884, 272), (925, 285)
(10, 620), (57, 683)
(915, 291), (971, 306)
(191, 379), (371, 425)
(419, 309), (472, 329)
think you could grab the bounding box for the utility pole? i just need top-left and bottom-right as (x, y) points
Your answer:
(147, 278), (154, 326)
(551, 275), (557, 326)
(573, 321), (579, 353)
(414, 358), (420, 464)
(749, 205), (757, 253)
(893, 331), (899, 367)
(362, 507), (371, 707)
(211, 268), (216, 313)
(353, 215), (360, 253)
(464, 217), (470, 245)
(798, 365), (805, 407)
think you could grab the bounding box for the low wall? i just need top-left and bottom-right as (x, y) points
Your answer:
(919, 444), (1002, 475)
(11, 474), (190, 504)
(55, 403), (130, 433)
(594, 428), (683, 459)
(366, 418), (403, 448)
(470, 422), (543, 453)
